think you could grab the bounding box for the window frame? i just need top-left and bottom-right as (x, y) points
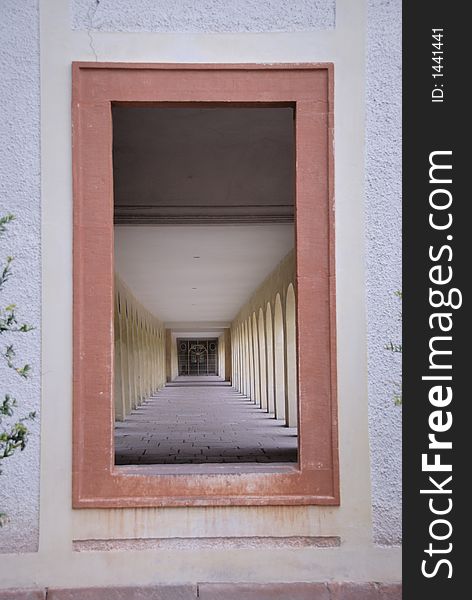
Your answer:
(72, 62), (338, 508)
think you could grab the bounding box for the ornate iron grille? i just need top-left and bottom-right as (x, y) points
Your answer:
(177, 338), (218, 376)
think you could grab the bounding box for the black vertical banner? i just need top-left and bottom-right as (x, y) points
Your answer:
(403, 2), (467, 598)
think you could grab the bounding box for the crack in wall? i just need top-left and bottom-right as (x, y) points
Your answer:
(86, 0), (100, 61)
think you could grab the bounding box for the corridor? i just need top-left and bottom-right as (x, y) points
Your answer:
(115, 377), (297, 465)
(112, 106), (299, 466)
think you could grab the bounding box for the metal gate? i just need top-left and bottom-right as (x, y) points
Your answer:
(177, 338), (218, 376)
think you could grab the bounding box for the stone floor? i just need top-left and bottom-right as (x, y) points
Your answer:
(115, 376), (297, 465)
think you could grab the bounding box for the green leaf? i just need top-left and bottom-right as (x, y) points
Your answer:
(0, 213), (15, 236)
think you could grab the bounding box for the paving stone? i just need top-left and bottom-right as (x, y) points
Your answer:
(0, 591), (45, 600)
(115, 377), (297, 464)
(198, 583), (329, 599)
(328, 582), (379, 600)
(47, 586), (196, 600)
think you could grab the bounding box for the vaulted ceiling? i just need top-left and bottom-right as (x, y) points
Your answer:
(114, 224), (294, 326)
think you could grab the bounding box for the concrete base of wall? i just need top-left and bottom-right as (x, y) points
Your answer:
(0, 583), (402, 599)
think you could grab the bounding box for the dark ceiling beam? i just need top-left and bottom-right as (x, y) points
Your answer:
(114, 204), (294, 224)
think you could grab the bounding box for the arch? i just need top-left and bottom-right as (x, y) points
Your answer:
(145, 323), (150, 394)
(136, 314), (144, 403)
(153, 325), (158, 385)
(120, 297), (131, 416)
(128, 303), (138, 409)
(243, 320), (250, 398)
(123, 300), (133, 414)
(231, 327), (237, 389)
(149, 324), (155, 391)
(285, 283), (298, 427)
(274, 294), (286, 420)
(114, 291), (124, 420)
(233, 327), (237, 388)
(258, 307), (268, 411)
(252, 312), (261, 405)
(265, 302), (275, 414)
(247, 317), (255, 402)
(233, 326), (238, 389)
(238, 324), (243, 391)
(239, 323), (245, 394)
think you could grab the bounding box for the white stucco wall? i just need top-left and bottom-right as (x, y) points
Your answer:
(0, 0), (41, 553)
(0, 0), (402, 584)
(71, 0), (335, 33)
(365, 0), (402, 546)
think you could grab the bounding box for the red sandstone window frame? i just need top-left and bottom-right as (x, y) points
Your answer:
(72, 62), (339, 508)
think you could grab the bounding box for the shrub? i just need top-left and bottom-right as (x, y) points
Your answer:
(0, 214), (35, 526)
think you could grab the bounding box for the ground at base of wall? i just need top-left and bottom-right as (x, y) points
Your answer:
(0, 582), (402, 599)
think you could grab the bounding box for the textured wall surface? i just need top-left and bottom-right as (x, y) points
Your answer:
(365, 0), (402, 545)
(0, 0), (41, 552)
(0, 0), (402, 565)
(71, 0), (335, 33)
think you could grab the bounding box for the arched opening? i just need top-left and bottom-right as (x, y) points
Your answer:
(252, 312), (261, 405)
(258, 308), (268, 411)
(244, 321), (252, 398)
(274, 294), (286, 420)
(232, 326), (238, 389)
(248, 317), (256, 402)
(121, 302), (130, 415)
(136, 316), (143, 401)
(114, 293), (124, 421)
(285, 283), (298, 427)
(129, 305), (137, 409)
(236, 325), (241, 391)
(239, 325), (243, 390)
(236, 326), (241, 389)
(239, 324), (244, 391)
(265, 302), (275, 414)
(243, 320), (249, 397)
(123, 301), (132, 415)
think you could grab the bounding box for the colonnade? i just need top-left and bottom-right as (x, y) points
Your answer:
(114, 250), (297, 427)
(230, 251), (298, 428)
(218, 329), (232, 381)
(114, 275), (166, 421)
